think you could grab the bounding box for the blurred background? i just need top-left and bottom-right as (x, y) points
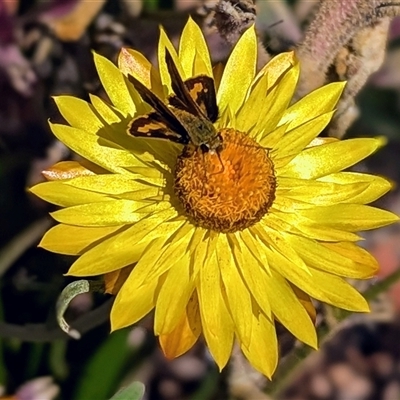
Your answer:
(1, 0), (400, 399)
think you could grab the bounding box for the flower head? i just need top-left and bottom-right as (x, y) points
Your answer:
(31, 18), (398, 377)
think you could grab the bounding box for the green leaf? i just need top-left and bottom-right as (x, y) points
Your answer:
(71, 330), (132, 400)
(143, 0), (159, 11)
(56, 280), (104, 339)
(109, 382), (145, 400)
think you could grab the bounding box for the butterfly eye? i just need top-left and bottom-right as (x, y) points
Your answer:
(200, 144), (210, 153)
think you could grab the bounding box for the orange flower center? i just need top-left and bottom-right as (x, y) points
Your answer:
(174, 128), (276, 233)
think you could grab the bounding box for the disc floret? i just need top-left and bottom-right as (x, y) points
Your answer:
(174, 128), (276, 232)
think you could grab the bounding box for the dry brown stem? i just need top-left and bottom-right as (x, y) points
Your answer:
(296, 0), (400, 137)
(206, 0), (272, 69)
(214, 0), (256, 44)
(328, 19), (391, 137)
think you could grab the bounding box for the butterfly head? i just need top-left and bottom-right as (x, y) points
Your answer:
(199, 132), (223, 154)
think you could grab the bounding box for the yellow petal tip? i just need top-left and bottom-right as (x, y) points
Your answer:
(375, 135), (388, 148)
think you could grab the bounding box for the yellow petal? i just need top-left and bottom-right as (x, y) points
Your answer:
(67, 212), (180, 277)
(42, 161), (96, 181)
(49, 123), (138, 175)
(236, 249), (310, 345)
(308, 137), (338, 147)
(30, 181), (109, 207)
(236, 72), (269, 133)
(104, 265), (134, 295)
(266, 211), (363, 242)
(272, 196), (318, 211)
(64, 174), (161, 196)
(217, 26), (257, 115)
(279, 137), (386, 179)
(131, 223), (197, 284)
(298, 203), (399, 231)
(179, 16), (212, 78)
(88, 96), (141, 151)
(158, 27), (183, 95)
(93, 51), (136, 117)
(54, 96), (102, 134)
(118, 188), (161, 201)
(240, 236), (317, 347)
(323, 241), (379, 274)
(154, 251), (195, 335)
(239, 229), (271, 274)
(159, 292), (202, 358)
(318, 172), (392, 204)
(266, 246), (370, 312)
(67, 232), (144, 277)
(217, 235), (253, 348)
(111, 274), (161, 331)
(254, 60), (300, 135)
(124, 136), (181, 172)
(273, 111), (335, 161)
(290, 285), (316, 322)
(286, 234), (378, 278)
(277, 177), (370, 206)
(192, 51), (210, 78)
(51, 199), (153, 226)
(257, 123), (288, 149)
(253, 224), (310, 274)
(215, 103), (236, 129)
(89, 94), (121, 125)
(198, 250), (234, 370)
(231, 232), (272, 317)
(213, 62), (224, 92)
(279, 82), (345, 130)
(39, 224), (121, 255)
(118, 48), (164, 98)
(255, 51), (295, 88)
(241, 310), (278, 379)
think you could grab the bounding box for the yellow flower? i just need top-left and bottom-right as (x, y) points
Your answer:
(31, 18), (398, 378)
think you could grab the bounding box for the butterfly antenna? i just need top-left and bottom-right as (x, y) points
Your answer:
(216, 150), (225, 175)
(267, 20), (283, 29)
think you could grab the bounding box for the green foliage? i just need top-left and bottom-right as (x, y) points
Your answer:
(109, 382), (145, 400)
(143, 0), (159, 11)
(72, 330), (132, 400)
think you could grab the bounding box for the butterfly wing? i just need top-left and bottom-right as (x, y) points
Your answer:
(127, 52), (219, 146)
(128, 112), (189, 144)
(185, 76), (218, 122)
(165, 50), (201, 115)
(165, 50), (218, 122)
(127, 73), (190, 144)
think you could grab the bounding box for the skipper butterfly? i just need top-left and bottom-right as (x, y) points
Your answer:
(127, 49), (222, 153)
